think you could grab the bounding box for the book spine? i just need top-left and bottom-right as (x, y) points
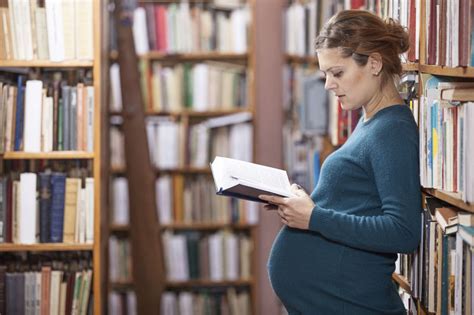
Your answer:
(50, 173), (66, 243)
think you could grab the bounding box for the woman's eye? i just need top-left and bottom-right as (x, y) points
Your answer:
(333, 71), (343, 78)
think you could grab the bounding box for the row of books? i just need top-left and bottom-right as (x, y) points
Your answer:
(419, 76), (474, 203)
(425, 0), (474, 67)
(110, 114), (253, 170)
(108, 291), (136, 315)
(0, 78), (95, 153)
(397, 196), (474, 314)
(110, 62), (248, 113)
(283, 0), (419, 62)
(111, 175), (258, 226)
(0, 266), (92, 315)
(160, 289), (251, 315)
(0, 0), (93, 61)
(0, 172), (94, 244)
(162, 230), (252, 282)
(131, 3), (250, 55)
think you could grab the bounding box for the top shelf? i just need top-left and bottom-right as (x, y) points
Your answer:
(110, 51), (248, 62)
(0, 60), (94, 68)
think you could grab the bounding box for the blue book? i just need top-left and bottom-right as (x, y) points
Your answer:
(14, 76), (25, 151)
(38, 173), (52, 243)
(50, 172), (66, 243)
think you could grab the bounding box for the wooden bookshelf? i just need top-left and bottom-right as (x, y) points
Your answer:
(422, 188), (474, 213)
(419, 65), (474, 78)
(402, 62), (419, 72)
(0, 243), (93, 252)
(106, 1), (258, 313)
(2, 151), (94, 160)
(392, 273), (412, 295)
(0, 60), (94, 68)
(285, 54), (319, 65)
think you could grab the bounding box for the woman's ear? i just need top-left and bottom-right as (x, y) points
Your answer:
(368, 52), (383, 76)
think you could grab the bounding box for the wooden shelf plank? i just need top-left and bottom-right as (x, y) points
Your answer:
(110, 108), (252, 117)
(0, 60), (93, 68)
(166, 279), (253, 288)
(392, 273), (412, 295)
(110, 166), (212, 174)
(422, 188), (474, 212)
(2, 151), (94, 160)
(161, 223), (257, 230)
(110, 51), (248, 61)
(285, 54), (318, 64)
(419, 65), (474, 78)
(110, 279), (253, 291)
(0, 243), (93, 252)
(402, 62), (419, 71)
(110, 223), (256, 232)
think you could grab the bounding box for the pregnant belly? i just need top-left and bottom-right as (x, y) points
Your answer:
(267, 226), (344, 301)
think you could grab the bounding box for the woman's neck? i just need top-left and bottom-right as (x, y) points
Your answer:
(363, 82), (403, 121)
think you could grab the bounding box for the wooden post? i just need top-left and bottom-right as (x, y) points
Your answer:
(114, 2), (166, 313)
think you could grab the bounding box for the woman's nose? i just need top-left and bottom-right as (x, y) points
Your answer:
(324, 77), (335, 90)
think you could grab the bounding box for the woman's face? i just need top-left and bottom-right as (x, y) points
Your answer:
(317, 48), (381, 111)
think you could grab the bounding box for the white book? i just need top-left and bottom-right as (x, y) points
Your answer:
(86, 86), (94, 152)
(113, 177), (129, 225)
(85, 177), (94, 243)
(209, 232), (224, 281)
(210, 156), (293, 203)
(224, 231), (238, 280)
(192, 64), (209, 111)
(35, 7), (49, 60)
(155, 176), (172, 224)
(19, 173), (37, 244)
(7, 0), (17, 59)
(50, 270), (63, 315)
(75, 187), (85, 243)
(45, 0), (65, 61)
(126, 291), (137, 315)
(35, 272), (42, 313)
(178, 292), (193, 315)
(229, 123), (252, 162)
(230, 7), (248, 53)
(132, 7), (149, 55)
(21, 0), (33, 60)
(24, 80), (43, 152)
(161, 292), (178, 315)
(42, 95), (54, 152)
(173, 234), (189, 281)
(61, 0), (76, 60)
(110, 64), (122, 112)
(74, 0), (93, 60)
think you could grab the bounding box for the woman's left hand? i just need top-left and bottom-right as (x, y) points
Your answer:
(259, 184), (315, 230)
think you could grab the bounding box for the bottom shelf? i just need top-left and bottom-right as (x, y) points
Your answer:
(0, 243), (94, 252)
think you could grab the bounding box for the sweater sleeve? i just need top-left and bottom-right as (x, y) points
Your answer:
(308, 119), (422, 253)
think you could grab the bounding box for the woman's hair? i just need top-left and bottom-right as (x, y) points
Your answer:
(315, 10), (409, 85)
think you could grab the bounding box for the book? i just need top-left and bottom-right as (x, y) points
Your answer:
(210, 156), (293, 203)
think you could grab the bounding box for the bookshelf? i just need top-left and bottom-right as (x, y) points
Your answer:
(396, 0), (474, 314)
(0, 0), (103, 313)
(106, 0), (258, 314)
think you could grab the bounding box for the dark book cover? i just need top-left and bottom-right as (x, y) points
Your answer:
(39, 172), (52, 243)
(0, 265), (6, 314)
(13, 76), (25, 151)
(50, 172), (66, 243)
(61, 86), (71, 151)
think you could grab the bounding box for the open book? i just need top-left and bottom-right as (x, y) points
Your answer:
(210, 156), (294, 203)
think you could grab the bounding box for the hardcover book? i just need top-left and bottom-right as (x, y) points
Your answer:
(210, 156), (293, 203)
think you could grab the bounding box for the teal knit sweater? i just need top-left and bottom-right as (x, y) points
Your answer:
(268, 105), (422, 315)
